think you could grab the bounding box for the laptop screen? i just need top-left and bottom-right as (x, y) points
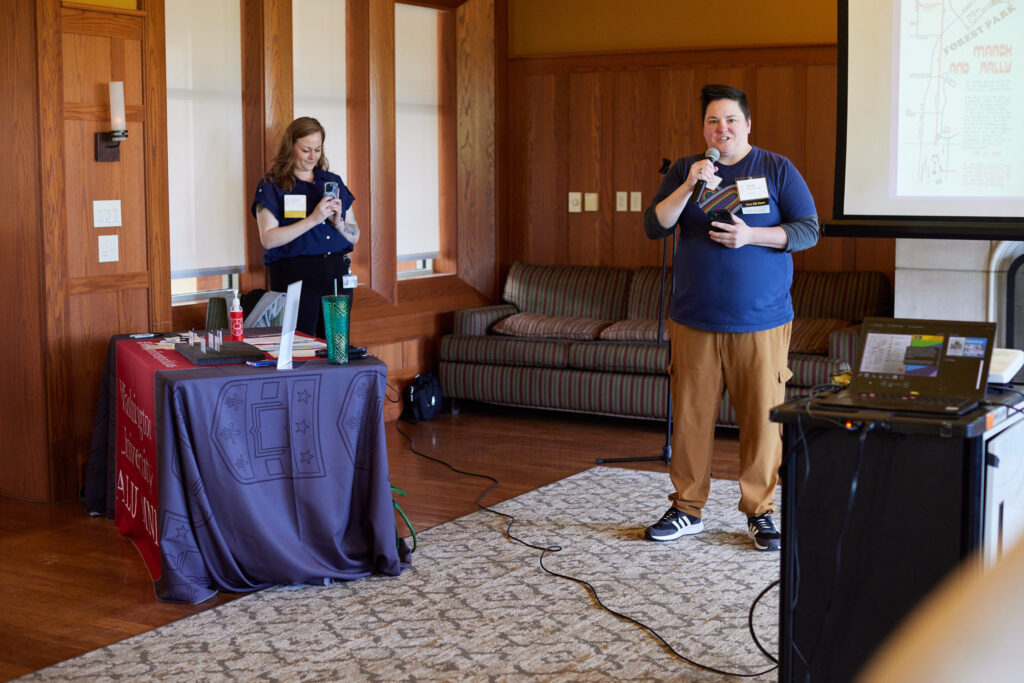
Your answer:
(852, 318), (996, 398)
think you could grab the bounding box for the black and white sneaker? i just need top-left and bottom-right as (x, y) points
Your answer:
(747, 513), (781, 551)
(645, 507), (704, 541)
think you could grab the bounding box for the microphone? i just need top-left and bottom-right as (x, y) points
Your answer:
(690, 148), (720, 203)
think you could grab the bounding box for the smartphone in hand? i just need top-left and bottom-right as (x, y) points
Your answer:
(706, 209), (733, 232)
(324, 181), (339, 199)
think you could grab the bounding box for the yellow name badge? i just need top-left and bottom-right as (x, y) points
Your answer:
(284, 194), (306, 219)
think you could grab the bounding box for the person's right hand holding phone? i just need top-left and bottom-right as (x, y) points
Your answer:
(707, 209), (733, 232)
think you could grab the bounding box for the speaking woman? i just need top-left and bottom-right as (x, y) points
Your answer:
(251, 116), (359, 337)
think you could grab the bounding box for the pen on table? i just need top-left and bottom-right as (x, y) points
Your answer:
(246, 359), (277, 367)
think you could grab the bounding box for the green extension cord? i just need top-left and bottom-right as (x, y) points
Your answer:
(391, 486), (417, 553)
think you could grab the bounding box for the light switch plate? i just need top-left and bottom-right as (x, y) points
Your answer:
(630, 191), (642, 212)
(93, 200), (122, 227)
(584, 193), (598, 212)
(98, 234), (119, 262)
(568, 192), (582, 213)
(616, 192), (627, 212)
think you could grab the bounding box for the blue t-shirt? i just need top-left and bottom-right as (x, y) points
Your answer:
(250, 167), (356, 264)
(653, 146), (817, 333)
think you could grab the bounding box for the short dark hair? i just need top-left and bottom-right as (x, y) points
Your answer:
(700, 84), (750, 121)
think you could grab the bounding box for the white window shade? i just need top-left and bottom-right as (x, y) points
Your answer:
(293, 0), (347, 174)
(165, 0), (244, 278)
(395, 4), (441, 262)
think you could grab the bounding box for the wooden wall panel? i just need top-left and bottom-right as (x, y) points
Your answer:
(67, 289), (149, 438)
(509, 71), (567, 265)
(657, 68), (698, 169)
(435, 9), (457, 276)
(368, 0), (397, 303)
(566, 71), (608, 267)
(53, 2), (162, 500)
(262, 0), (293, 164)
(455, 0), (497, 296)
(612, 69), (661, 269)
(346, 0), (398, 304)
(239, 0), (269, 296)
(0, 0), (50, 501)
(507, 45), (895, 280)
(63, 120), (147, 277)
(38, 0), (74, 502)
(62, 33), (112, 102)
(800, 62), (844, 272)
(753, 66), (805, 168)
(142, 0), (171, 331)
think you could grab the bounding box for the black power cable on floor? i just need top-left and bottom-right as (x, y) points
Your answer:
(391, 412), (779, 678)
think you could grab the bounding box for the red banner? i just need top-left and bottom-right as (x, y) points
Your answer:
(114, 340), (195, 579)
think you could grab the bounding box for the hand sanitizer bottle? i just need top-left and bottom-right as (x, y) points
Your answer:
(229, 290), (244, 342)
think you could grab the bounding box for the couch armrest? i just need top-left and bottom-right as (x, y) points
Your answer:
(830, 325), (861, 368)
(454, 304), (519, 336)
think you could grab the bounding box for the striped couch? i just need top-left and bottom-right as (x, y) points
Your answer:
(439, 262), (892, 425)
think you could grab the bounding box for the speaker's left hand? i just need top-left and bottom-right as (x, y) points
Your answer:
(709, 213), (752, 249)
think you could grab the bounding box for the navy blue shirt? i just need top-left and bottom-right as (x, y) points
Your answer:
(251, 167), (356, 264)
(653, 147), (817, 333)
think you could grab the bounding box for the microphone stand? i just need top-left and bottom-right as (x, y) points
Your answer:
(597, 230), (674, 466)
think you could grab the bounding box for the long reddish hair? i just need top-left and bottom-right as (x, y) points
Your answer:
(265, 117), (331, 191)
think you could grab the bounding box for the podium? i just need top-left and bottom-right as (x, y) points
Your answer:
(770, 387), (1024, 682)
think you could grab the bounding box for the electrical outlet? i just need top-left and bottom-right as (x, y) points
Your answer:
(568, 192), (582, 213)
(630, 191), (642, 212)
(98, 234), (119, 262)
(616, 192), (627, 212)
(584, 193), (598, 212)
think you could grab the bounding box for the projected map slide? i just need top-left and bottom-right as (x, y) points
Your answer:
(896, 0), (1022, 199)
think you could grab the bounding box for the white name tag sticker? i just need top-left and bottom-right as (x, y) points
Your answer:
(284, 194), (306, 219)
(736, 177), (769, 202)
(737, 176), (770, 214)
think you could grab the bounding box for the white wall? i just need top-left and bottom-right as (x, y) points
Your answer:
(895, 240), (1024, 347)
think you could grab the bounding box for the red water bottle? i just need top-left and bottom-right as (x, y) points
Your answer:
(229, 290), (244, 341)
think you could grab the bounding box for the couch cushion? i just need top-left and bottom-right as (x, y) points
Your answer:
(598, 319), (668, 343)
(441, 335), (571, 369)
(492, 312), (612, 340)
(790, 317), (851, 355)
(568, 342), (668, 375)
(439, 362), (670, 420)
(502, 262), (631, 320)
(626, 266), (671, 320)
(788, 353), (852, 388)
(791, 271), (893, 323)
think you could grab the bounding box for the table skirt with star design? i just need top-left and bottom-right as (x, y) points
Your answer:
(84, 335), (410, 603)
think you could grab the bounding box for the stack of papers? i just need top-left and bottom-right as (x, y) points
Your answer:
(989, 348), (1024, 384)
(246, 334), (326, 359)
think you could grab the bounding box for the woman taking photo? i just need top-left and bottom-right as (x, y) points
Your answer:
(251, 116), (359, 337)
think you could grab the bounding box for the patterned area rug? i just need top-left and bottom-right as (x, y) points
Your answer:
(20, 467), (780, 681)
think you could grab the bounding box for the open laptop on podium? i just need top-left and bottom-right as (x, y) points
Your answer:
(815, 317), (997, 416)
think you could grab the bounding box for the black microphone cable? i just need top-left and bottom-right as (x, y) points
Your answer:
(388, 403), (780, 678)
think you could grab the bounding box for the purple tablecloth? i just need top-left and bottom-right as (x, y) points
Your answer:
(85, 336), (410, 603)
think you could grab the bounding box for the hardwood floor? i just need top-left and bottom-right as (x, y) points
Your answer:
(0, 404), (740, 680)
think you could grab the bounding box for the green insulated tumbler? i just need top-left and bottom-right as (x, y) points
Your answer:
(321, 293), (352, 363)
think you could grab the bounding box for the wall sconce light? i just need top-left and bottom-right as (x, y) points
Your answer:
(95, 81), (129, 162)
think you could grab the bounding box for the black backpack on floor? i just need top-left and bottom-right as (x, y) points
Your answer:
(403, 372), (442, 423)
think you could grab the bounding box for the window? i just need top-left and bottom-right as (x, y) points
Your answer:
(165, 0), (244, 304)
(292, 0), (347, 182)
(395, 3), (444, 277)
